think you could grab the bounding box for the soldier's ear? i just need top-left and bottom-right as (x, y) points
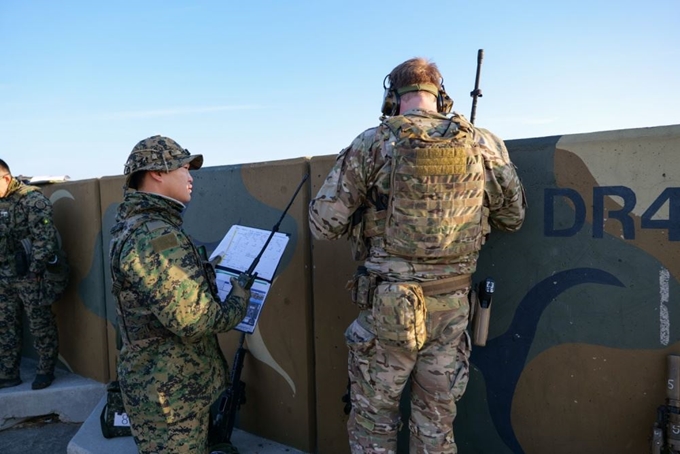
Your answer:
(146, 171), (165, 183)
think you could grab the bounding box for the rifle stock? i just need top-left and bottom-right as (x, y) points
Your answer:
(211, 333), (247, 445)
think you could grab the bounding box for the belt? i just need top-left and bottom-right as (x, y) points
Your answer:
(419, 274), (472, 296)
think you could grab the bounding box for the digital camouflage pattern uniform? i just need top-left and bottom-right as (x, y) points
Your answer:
(309, 109), (526, 453)
(0, 178), (59, 381)
(109, 137), (248, 454)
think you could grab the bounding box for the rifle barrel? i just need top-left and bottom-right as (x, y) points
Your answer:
(245, 173), (309, 276)
(470, 48), (484, 125)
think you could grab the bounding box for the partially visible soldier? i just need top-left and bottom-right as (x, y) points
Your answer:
(0, 159), (60, 390)
(309, 58), (526, 453)
(109, 136), (250, 454)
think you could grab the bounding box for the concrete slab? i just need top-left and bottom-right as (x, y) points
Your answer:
(69, 394), (308, 453)
(0, 358), (105, 429)
(67, 395), (131, 454)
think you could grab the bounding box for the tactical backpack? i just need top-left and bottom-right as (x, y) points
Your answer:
(380, 115), (486, 261)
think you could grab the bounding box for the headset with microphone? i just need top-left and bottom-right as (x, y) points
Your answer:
(380, 75), (454, 117)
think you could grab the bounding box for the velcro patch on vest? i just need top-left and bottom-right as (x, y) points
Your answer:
(151, 233), (179, 252)
(414, 147), (467, 176)
(145, 220), (167, 232)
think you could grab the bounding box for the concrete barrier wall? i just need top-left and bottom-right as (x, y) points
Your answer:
(21, 124), (680, 453)
(22, 179), (110, 383)
(456, 125), (680, 454)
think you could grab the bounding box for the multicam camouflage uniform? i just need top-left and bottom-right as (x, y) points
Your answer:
(309, 109), (526, 453)
(0, 178), (59, 382)
(109, 136), (248, 454)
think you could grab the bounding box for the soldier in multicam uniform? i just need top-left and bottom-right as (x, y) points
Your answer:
(0, 159), (60, 390)
(309, 58), (526, 453)
(109, 136), (250, 454)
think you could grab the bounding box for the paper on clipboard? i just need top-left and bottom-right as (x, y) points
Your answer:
(209, 225), (289, 333)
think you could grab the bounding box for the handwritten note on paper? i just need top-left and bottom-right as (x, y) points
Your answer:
(210, 225), (289, 282)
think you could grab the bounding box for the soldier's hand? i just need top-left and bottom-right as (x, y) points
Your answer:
(228, 276), (251, 303)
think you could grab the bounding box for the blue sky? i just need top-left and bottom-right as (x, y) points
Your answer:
(1, 0), (678, 181)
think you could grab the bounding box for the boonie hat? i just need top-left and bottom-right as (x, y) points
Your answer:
(124, 135), (203, 189)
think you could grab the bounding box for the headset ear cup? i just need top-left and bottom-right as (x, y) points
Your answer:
(381, 88), (399, 116)
(438, 89), (454, 114)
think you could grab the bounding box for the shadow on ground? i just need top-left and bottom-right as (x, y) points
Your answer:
(0, 414), (81, 454)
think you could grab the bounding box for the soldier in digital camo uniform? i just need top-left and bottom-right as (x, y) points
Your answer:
(109, 136), (250, 454)
(0, 159), (60, 390)
(309, 58), (526, 453)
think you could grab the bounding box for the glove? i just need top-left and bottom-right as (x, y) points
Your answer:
(228, 276), (251, 303)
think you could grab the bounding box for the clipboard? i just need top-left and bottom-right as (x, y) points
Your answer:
(209, 225), (289, 333)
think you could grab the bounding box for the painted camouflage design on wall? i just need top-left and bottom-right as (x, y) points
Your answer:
(456, 126), (680, 454)
(20, 124), (679, 452)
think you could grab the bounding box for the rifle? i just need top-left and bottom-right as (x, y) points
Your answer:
(653, 354), (680, 454)
(209, 173), (309, 450)
(469, 49), (484, 125)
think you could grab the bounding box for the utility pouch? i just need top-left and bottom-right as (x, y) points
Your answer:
(100, 381), (132, 439)
(347, 266), (377, 310)
(372, 282), (427, 352)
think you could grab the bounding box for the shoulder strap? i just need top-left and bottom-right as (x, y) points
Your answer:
(382, 116), (417, 140)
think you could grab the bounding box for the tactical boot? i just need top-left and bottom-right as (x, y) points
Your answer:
(0, 377), (22, 389)
(32, 373), (55, 390)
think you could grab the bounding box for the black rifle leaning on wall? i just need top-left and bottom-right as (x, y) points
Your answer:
(653, 354), (680, 454)
(208, 173), (309, 451)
